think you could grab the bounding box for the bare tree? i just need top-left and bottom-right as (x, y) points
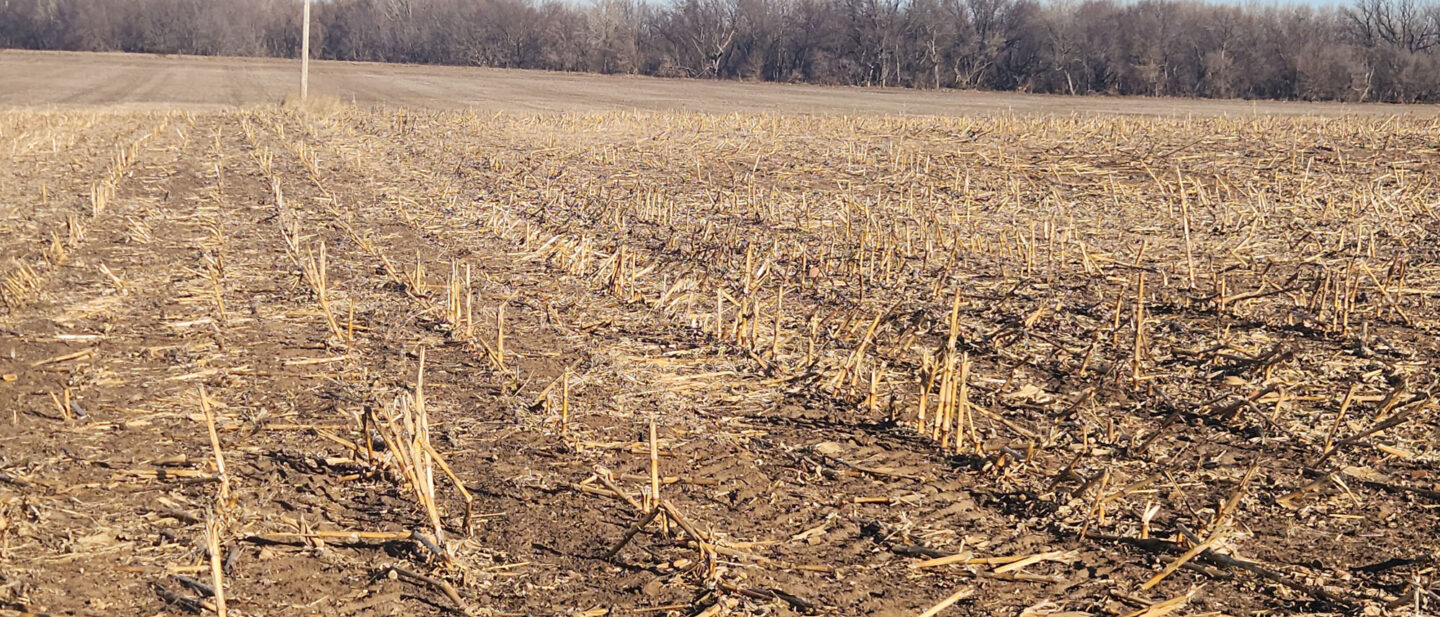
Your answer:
(3, 0), (1440, 102)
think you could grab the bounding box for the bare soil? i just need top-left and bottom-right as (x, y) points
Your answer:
(0, 87), (1438, 617)
(3, 49), (1440, 116)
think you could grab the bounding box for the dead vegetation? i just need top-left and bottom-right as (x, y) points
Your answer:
(1, 105), (1438, 617)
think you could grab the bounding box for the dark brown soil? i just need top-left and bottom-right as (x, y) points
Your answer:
(1, 105), (1438, 617)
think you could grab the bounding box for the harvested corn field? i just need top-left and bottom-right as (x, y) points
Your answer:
(2, 104), (1439, 617)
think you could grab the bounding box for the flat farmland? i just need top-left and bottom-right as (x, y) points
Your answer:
(2, 51), (1440, 617)
(4, 49), (1440, 116)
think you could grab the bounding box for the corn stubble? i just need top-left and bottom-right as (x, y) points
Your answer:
(361, 109), (1439, 614)
(2, 105), (1438, 616)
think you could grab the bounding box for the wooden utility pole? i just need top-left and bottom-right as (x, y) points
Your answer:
(300, 0), (311, 100)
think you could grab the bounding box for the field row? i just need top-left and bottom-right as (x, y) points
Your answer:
(1, 106), (1437, 616)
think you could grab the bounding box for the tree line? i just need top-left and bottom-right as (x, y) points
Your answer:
(4, 0), (1440, 102)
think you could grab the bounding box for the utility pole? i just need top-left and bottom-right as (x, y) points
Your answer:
(300, 0), (311, 100)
